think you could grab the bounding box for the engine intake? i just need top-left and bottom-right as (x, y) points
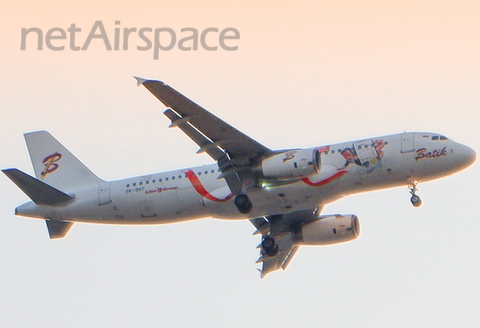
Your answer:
(293, 214), (360, 246)
(261, 148), (320, 179)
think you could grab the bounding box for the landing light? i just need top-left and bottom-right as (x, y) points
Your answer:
(258, 180), (271, 189)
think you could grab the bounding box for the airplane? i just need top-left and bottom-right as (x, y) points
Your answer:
(3, 77), (476, 277)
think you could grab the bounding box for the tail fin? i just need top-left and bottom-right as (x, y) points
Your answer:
(24, 131), (103, 192)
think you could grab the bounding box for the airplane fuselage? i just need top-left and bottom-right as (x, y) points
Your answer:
(4, 77), (476, 277)
(16, 132), (475, 225)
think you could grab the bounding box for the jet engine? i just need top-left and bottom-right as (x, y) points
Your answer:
(261, 148), (320, 179)
(292, 214), (360, 246)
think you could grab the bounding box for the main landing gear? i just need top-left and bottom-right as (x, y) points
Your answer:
(262, 235), (279, 257)
(234, 193), (253, 214)
(408, 180), (422, 208)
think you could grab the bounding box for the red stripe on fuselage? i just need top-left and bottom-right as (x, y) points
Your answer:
(185, 169), (233, 202)
(301, 171), (348, 186)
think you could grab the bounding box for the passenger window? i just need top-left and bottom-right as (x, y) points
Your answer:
(432, 136), (439, 140)
(440, 136), (448, 141)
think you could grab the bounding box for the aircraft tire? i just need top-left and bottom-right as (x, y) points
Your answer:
(234, 194), (252, 214)
(410, 195), (422, 207)
(262, 236), (279, 257)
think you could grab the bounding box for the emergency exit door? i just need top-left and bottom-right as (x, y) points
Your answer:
(98, 183), (112, 205)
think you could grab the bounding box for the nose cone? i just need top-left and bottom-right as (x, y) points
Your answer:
(463, 145), (476, 167)
(457, 143), (476, 170)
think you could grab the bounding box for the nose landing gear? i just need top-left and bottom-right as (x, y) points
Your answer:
(408, 180), (422, 207)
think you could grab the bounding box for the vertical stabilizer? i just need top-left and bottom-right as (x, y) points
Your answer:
(24, 131), (103, 192)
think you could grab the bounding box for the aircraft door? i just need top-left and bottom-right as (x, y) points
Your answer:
(98, 183), (112, 205)
(401, 133), (415, 153)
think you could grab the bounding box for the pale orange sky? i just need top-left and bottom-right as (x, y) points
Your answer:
(1, 1), (479, 327)
(2, 1), (479, 147)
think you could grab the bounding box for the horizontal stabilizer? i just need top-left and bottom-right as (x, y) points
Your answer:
(2, 169), (74, 206)
(46, 219), (74, 239)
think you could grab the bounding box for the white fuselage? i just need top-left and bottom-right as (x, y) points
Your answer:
(16, 132), (476, 224)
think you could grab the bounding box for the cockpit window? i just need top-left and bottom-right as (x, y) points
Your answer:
(432, 135), (449, 141)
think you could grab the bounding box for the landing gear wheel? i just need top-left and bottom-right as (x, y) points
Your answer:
(410, 195), (422, 207)
(262, 236), (279, 257)
(234, 193), (252, 214)
(408, 180), (422, 207)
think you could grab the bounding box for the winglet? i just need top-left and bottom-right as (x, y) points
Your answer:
(133, 76), (147, 87)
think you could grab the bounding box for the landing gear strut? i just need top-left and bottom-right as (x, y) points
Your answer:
(234, 193), (252, 214)
(409, 180), (422, 207)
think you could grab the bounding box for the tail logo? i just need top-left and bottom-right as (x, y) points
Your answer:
(41, 152), (62, 179)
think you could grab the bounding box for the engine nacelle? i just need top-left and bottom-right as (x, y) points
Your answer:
(293, 214), (360, 246)
(261, 148), (320, 179)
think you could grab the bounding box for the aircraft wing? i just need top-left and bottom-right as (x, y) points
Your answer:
(136, 77), (273, 193)
(250, 208), (322, 277)
(258, 233), (299, 278)
(251, 215), (300, 278)
(136, 77), (271, 159)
